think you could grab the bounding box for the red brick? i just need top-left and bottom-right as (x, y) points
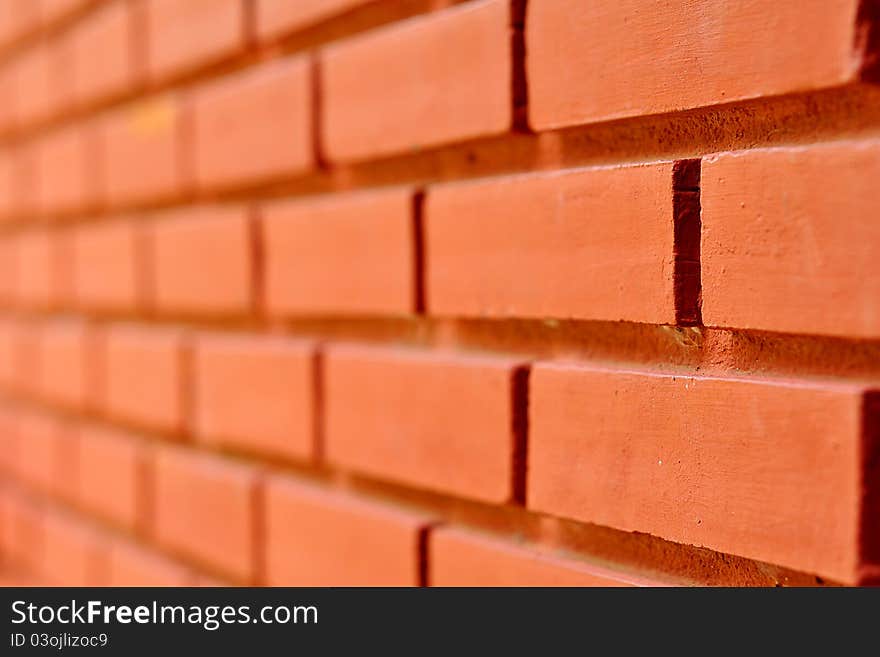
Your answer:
(528, 363), (878, 584)
(426, 162), (691, 323)
(321, 0), (511, 162)
(146, 0), (245, 80)
(154, 446), (260, 581)
(431, 528), (656, 586)
(70, 0), (137, 105)
(325, 344), (527, 503)
(42, 512), (106, 586)
(265, 476), (429, 586)
(73, 218), (147, 311)
(36, 124), (99, 216)
(38, 320), (93, 410)
(194, 334), (316, 461)
(256, 0), (369, 40)
(102, 325), (187, 433)
(263, 187), (415, 316)
(101, 96), (184, 206)
(527, 0), (869, 130)
(11, 44), (56, 126)
(108, 538), (195, 586)
(77, 424), (146, 531)
(14, 228), (66, 309)
(150, 205), (253, 315)
(192, 56), (312, 190)
(701, 141), (880, 338)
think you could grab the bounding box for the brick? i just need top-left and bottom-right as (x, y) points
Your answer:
(70, 0), (137, 105)
(0, 407), (17, 475)
(11, 44), (56, 126)
(1, 494), (43, 572)
(430, 528), (654, 586)
(265, 477), (428, 586)
(146, 0), (245, 80)
(527, 0), (869, 130)
(528, 363), (879, 584)
(263, 187), (415, 316)
(192, 56), (312, 190)
(150, 206), (253, 315)
(101, 96), (184, 206)
(102, 325), (186, 433)
(701, 141), (880, 338)
(194, 334), (316, 461)
(0, 1), (39, 47)
(321, 0), (511, 161)
(73, 218), (147, 311)
(41, 0), (91, 23)
(325, 345), (527, 503)
(38, 320), (93, 410)
(0, 152), (13, 220)
(14, 228), (64, 309)
(108, 538), (195, 586)
(0, 320), (38, 394)
(77, 425), (146, 531)
(16, 413), (73, 498)
(426, 161), (696, 323)
(256, 0), (369, 39)
(154, 447), (260, 581)
(42, 512), (106, 586)
(36, 124), (99, 215)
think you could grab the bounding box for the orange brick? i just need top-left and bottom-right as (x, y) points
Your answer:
(527, 0), (871, 130)
(77, 424), (146, 531)
(0, 407), (18, 475)
(108, 538), (195, 586)
(101, 96), (185, 206)
(256, 0), (369, 40)
(36, 123), (99, 215)
(192, 56), (313, 190)
(102, 325), (187, 433)
(41, 0), (91, 23)
(146, 0), (245, 80)
(38, 319), (93, 410)
(1, 493), (43, 573)
(70, 0), (137, 105)
(0, 320), (38, 395)
(154, 446), (260, 582)
(265, 476), (429, 586)
(431, 528), (656, 586)
(14, 228), (66, 310)
(150, 206), (253, 315)
(11, 44), (55, 126)
(42, 512), (106, 586)
(701, 141), (880, 338)
(0, 1), (40, 48)
(16, 412), (74, 499)
(73, 218), (147, 311)
(194, 334), (316, 461)
(321, 0), (511, 162)
(0, 152), (13, 220)
(426, 161), (696, 324)
(263, 188), (416, 316)
(528, 363), (879, 585)
(325, 344), (528, 503)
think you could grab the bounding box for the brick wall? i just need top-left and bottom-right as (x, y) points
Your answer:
(1, 0), (879, 587)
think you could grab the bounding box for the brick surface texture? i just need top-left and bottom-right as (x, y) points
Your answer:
(1, 0), (880, 588)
